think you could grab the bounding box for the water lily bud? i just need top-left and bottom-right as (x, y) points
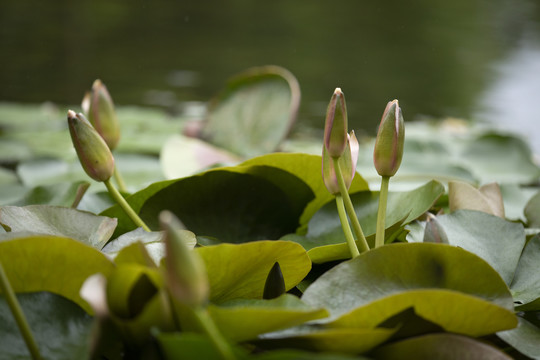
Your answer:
(322, 131), (359, 195)
(68, 110), (115, 182)
(373, 100), (405, 177)
(160, 211), (209, 307)
(324, 88), (348, 158)
(83, 79), (120, 150)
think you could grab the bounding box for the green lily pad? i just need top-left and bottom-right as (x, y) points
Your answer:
(436, 210), (526, 285)
(208, 294), (329, 342)
(284, 180), (444, 263)
(371, 333), (513, 360)
(201, 65), (300, 158)
(302, 243), (514, 321)
(0, 235), (115, 314)
(157, 332), (247, 360)
(0, 292), (93, 360)
(525, 190), (540, 228)
(510, 234), (540, 307)
(500, 184), (538, 222)
(13, 181), (90, 208)
(497, 316), (540, 360)
(327, 289), (516, 337)
(0, 205), (117, 249)
(197, 240), (311, 303)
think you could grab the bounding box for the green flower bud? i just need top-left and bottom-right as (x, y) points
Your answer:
(373, 99), (405, 177)
(263, 262), (285, 300)
(82, 79), (120, 150)
(324, 88), (348, 158)
(68, 110), (114, 182)
(322, 131), (359, 195)
(160, 211), (209, 307)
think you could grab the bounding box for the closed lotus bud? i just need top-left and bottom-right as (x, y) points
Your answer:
(324, 88), (348, 158)
(263, 262), (286, 300)
(68, 110), (114, 182)
(82, 79), (120, 150)
(160, 211), (209, 307)
(322, 131), (359, 195)
(373, 100), (405, 177)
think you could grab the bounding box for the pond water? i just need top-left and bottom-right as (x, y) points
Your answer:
(2, 0), (540, 153)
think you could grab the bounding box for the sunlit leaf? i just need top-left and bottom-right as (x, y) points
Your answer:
(208, 294), (328, 342)
(302, 243), (514, 321)
(197, 240), (311, 303)
(0, 235), (115, 314)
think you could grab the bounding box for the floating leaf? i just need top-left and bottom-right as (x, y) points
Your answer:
(371, 333), (513, 360)
(201, 65), (300, 158)
(327, 290), (516, 337)
(157, 332), (247, 360)
(0, 235), (115, 314)
(102, 228), (167, 264)
(0, 292), (93, 360)
(497, 316), (540, 360)
(525, 190), (540, 228)
(510, 234), (540, 308)
(14, 181), (90, 208)
(436, 210), (526, 285)
(0, 205), (117, 249)
(302, 243), (514, 321)
(197, 240), (311, 303)
(208, 294), (329, 342)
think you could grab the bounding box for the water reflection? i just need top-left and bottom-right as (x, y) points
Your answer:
(1, 0), (539, 146)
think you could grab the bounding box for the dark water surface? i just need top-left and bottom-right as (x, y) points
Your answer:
(2, 0), (539, 150)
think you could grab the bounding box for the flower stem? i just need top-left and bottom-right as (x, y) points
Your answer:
(332, 157), (369, 253)
(113, 166), (127, 193)
(104, 179), (150, 232)
(193, 307), (236, 360)
(335, 195), (360, 258)
(375, 175), (390, 248)
(0, 262), (43, 360)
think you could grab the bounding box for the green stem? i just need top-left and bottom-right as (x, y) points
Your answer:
(332, 158), (369, 253)
(336, 195), (360, 258)
(375, 175), (390, 248)
(104, 179), (151, 232)
(113, 166), (127, 193)
(0, 262), (43, 360)
(193, 307), (236, 360)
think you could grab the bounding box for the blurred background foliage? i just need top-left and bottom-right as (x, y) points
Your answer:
(1, 0), (540, 150)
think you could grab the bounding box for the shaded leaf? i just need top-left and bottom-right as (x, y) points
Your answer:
(0, 235), (115, 314)
(14, 181), (90, 207)
(0, 292), (93, 360)
(197, 240), (311, 303)
(525, 190), (540, 228)
(371, 333), (513, 360)
(0, 205), (117, 249)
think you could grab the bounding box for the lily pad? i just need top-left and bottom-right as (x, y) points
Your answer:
(525, 190), (540, 228)
(201, 65), (300, 158)
(197, 240), (311, 303)
(301, 243), (514, 321)
(497, 316), (540, 360)
(436, 210), (526, 285)
(102, 228), (170, 264)
(0, 235), (115, 314)
(0, 205), (117, 249)
(371, 333), (513, 360)
(208, 294), (329, 342)
(0, 292), (93, 360)
(510, 234), (540, 307)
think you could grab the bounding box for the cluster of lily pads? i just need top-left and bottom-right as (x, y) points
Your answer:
(1, 66), (540, 360)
